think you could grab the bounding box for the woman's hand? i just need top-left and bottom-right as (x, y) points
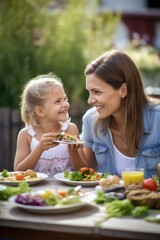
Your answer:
(67, 143), (83, 151)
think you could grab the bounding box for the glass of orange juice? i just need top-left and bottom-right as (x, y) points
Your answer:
(121, 168), (144, 187)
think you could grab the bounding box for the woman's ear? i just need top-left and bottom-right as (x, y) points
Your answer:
(35, 106), (45, 117)
(120, 83), (127, 98)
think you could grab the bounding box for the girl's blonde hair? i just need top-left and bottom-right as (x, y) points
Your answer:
(20, 73), (63, 125)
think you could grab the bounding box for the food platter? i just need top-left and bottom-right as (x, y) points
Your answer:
(9, 191), (87, 214)
(54, 140), (83, 145)
(0, 172), (49, 186)
(54, 172), (100, 187)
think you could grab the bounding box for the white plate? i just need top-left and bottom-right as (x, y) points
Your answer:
(9, 193), (87, 214)
(54, 140), (83, 145)
(0, 172), (49, 186)
(54, 172), (100, 187)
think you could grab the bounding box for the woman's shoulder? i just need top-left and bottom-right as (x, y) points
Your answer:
(82, 107), (98, 125)
(146, 100), (160, 113)
(83, 107), (97, 119)
(144, 102), (160, 128)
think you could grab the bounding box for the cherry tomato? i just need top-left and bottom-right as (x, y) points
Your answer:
(79, 167), (90, 174)
(143, 178), (158, 191)
(79, 167), (95, 177)
(15, 175), (25, 180)
(80, 167), (95, 175)
(89, 168), (95, 174)
(57, 190), (67, 197)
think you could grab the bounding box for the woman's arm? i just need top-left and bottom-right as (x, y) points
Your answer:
(66, 123), (86, 170)
(67, 123), (97, 170)
(83, 146), (98, 170)
(67, 146), (86, 170)
(68, 145), (98, 171)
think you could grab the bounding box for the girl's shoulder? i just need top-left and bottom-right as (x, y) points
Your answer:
(66, 122), (79, 135)
(68, 122), (78, 129)
(18, 126), (35, 138)
(18, 127), (28, 134)
(17, 127), (30, 140)
(26, 125), (36, 137)
(61, 118), (78, 131)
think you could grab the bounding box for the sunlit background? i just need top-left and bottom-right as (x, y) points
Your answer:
(0, 0), (160, 170)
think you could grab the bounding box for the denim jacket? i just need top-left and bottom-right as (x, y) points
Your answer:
(81, 103), (160, 178)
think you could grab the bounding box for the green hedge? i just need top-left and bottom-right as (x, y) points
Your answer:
(0, 0), (120, 108)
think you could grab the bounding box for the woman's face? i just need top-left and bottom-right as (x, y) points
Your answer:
(86, 73), (125, 119)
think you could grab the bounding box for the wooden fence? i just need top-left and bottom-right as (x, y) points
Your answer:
(0, 105), (87, 171)
(0, 108), (23, 171)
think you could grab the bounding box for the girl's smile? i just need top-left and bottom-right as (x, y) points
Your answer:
(39, 85), (69, 123)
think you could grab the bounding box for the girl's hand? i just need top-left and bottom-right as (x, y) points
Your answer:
(38, 133), (59, 151)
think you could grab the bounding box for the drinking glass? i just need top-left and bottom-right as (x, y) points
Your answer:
(121, 168), (144, 187)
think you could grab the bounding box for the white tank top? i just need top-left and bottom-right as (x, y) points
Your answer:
(113, 144), (135, 177)
(109, 130), (135, 177)
(27, 122), (72, 176)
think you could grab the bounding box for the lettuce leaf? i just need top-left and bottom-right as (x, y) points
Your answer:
(0, 182), (30, 200)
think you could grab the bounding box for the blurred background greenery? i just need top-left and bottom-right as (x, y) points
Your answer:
(0, 0), (160, 109)
(0, 0), (160, 170)
(0, 0), (119, 109)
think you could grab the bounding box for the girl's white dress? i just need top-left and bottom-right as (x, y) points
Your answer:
(27, 122), (72, 176)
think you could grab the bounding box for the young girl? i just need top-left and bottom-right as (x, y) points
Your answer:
(14, 73), (85, 176)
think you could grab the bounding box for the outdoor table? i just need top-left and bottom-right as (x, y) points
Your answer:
(0, 176), (160, 240)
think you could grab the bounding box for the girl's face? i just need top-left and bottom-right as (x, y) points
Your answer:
(86, 73), (126, 119)
(39, 85), (70, 122)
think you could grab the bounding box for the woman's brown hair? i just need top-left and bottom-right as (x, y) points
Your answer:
(84, 50), (148, 155)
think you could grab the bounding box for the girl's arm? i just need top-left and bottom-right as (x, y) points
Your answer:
(14, 129), (43, 170)
(14, 128), (58, 171)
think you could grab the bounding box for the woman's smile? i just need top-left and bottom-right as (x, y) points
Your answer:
(95, 105), (103, 112)
(86, 74), (122, 118)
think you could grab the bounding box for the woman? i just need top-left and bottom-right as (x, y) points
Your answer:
(80, 50), (160, 178)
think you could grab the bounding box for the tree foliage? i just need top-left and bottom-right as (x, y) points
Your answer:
(0, 0), (120, 108)
(0, 0), (49, 107)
